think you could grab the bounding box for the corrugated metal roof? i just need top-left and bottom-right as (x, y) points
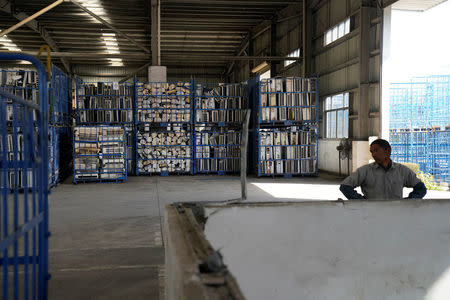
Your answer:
(392, 0), (447, 11)
(0, 0), (301, 78)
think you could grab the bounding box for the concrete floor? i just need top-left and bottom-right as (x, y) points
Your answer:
(48, 174), (449, 299)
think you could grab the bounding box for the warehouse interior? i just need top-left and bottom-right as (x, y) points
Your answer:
(1, 0), (449, 299)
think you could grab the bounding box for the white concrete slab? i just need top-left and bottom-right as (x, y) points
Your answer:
(204, 200), (450, 300)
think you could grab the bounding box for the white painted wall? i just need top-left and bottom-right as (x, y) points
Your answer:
(318, 139), (352, 175)
(205, 200), (450, 300)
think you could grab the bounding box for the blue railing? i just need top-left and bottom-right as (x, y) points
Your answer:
(0, 52), (50, 300)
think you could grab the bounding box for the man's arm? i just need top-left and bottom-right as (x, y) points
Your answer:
(340, 167), (367, 200)
(407, 182), (427, 199)
(339, 184), (366, 199)
(402, 165), (427, 199)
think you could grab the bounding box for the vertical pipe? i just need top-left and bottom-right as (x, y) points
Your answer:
(191, 79), (196, 175)
(12, 101), (19, 300)
(151, 0), (161, 66)
(0, 98), (9, 300)
(241, 110), (251, 201)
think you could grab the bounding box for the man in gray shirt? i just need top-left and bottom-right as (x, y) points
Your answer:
(339, 139), (427, 199)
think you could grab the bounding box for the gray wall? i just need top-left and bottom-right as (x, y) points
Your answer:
(231, 3), (302, 83)
(312, 0), (382, 173)
(228, 0), (384, 173)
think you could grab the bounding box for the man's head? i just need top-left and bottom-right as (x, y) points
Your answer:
(370, 139), (391, 166)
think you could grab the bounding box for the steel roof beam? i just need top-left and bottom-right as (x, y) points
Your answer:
(0, 0), (71, 73)
(68, 0), (151, 54)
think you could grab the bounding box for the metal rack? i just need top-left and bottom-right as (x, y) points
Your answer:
(390, 75), (450, 184)
(257, 126), (318, 177)
(73, 125), (127, 183)
(135, 80), (193, 176)
(51, 65), (72, 125)
(1, 67), (72, 188)
(75, 78), (134, 177)
(429, 128), (449, 184)
(76, 79), (134, 124)
(194, 81), (249, 175)
(0, 52), (50, 300)
(49, 65), (72, 187)
(253, 76), (319, 177)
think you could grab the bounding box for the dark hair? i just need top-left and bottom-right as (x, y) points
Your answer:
(370, 139), (391, 151)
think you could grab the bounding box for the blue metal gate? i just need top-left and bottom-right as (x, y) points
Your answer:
(0, 53), (49, 299)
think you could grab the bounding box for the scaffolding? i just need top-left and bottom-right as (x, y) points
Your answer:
(389, 75), (450, 184)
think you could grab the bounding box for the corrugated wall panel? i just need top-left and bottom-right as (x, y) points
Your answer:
(330, 0), (348, 24)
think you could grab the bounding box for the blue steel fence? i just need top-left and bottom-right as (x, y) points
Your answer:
(50, 65), (71, 126)
(390, 75), (450, 184)
(0, 53), (50, 299)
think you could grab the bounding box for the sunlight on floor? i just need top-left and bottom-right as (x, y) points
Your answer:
(426, 265), (450, 300)
(251, 183), (349, 200)
(251, 183), (449, 200)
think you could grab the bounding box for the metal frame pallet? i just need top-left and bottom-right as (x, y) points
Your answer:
(253, 76), (319, 177)
(49, 65), (72, 187)
(390, 128), (449, 184)
(390, 75), (450, 184)
(135, 80), (194, 176)
(73, 125), (127, 184)
(75, 78), (134, 125)
(193, 80), (249, 175)
(1, 66), (72, 189)
(75, 78), (134, 177)
(0, 52), (50, 300)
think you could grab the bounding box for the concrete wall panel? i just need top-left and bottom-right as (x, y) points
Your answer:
(204, 199), (450, 300)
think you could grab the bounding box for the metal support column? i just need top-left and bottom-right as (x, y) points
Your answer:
(270, 18), (277, 76)
(151, 0), (161, 66)
(357, 6), (371, 139)
(302, 0), (313, 77)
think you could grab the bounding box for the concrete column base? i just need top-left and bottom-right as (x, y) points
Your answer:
(148, 66), (167, 82)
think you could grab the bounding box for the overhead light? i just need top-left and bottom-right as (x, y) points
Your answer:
(100, 31), (123, 66)
(0, 33), (22, 52)
(252, 61), (269, 74)
(78, 0), (109, 22)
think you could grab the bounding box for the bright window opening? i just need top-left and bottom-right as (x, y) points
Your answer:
(324, 93), (349, 138)
(101, 33), (123, 66)
(284, 48), (300, 67)
(324, 18), (350, 46)
(260, 69), (271, 80)
(0, 34), (22, 52)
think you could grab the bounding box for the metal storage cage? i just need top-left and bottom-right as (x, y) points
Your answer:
(50, 65), (71, 126)
(73, 125), (127, 183)
(135, 80), (193, 176)
(136, 124), (192, 175)
(389, 75), (450, 184)
(0, 66), (71, 188)
(429, 128), (449, 184)
(75, 78), (134, 176)
(75, 79), (134, 125)
(253, 76), (319, 177)
(0, 52), (50, 300)
(257, 126), (318, 177)
(193, 81), (249, 175)
(258, 77), (318, 126)
(49, 65), (72, 187)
